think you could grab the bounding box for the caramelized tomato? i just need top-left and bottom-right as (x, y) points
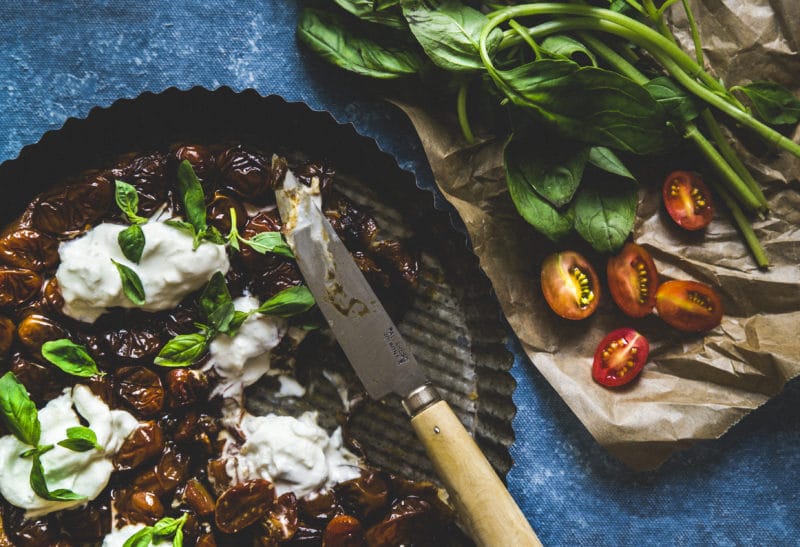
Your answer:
(607, 243), (658, 318)
(540, 251), (600, 320)
(592, 328), (649, 387)
(655, 280), (723, 332)
(662, 171), (713, 230)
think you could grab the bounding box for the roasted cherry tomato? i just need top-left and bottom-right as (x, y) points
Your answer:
(592, 328), (649, 388)
(607, 243), (659, 318)
(540, 251), (600, 320)
(662, 170), (713, 230)
(655, 280), (723, 332)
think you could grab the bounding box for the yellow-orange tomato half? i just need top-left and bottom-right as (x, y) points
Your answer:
(656, 280), (723, 332)
(540, 251), (600, 320)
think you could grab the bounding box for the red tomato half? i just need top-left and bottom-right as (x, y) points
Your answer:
(592, 328), (649, 388)
(655, 280), (723, 332)
(607, 242), (659, 318)
(540, 251), (600, 320)
(662, 171), (713, 230)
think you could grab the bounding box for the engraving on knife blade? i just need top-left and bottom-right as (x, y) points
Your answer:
(383, 326), (410, 365)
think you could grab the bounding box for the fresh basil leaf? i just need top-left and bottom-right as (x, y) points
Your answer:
(199, 226), (226, 246)
(256, 286), (316, 318)
(500, 59), (670, 155)
(20, 444), (53, 458)
(200, 272), (235, 333)
(123, 527), (155, 547)
(30, 454), (86, 501)
(165, 219), (195, 234)
(154, 333), (209, 367)
(732, 81), (800, 126)
(41, 339), (102, 378)
(110, 259), (146, 306)
(504, 128), (588, 207)
(572, 180), (638, 253)
(504, 145), (574, 242)
(152, 516), (182, 538)
(173, 527), (184, 547)
(588, 147), (636, 180)
(401, 0), (503, 72)
(242, 232), (295, 258)
(334, 0), (407, 29)
(118, 224), (146, 264)
(176, 160), (208, 235)
(541, 35), (597, 67)
(645, 76), (701, 124)
(226, 311), (251, 335)
(298, 8), (423, 79)
(114, 180), (147, 224)
(0, 372), (41, 447)
(57, 426), (100, 452)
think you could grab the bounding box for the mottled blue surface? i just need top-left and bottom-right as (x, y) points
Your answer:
(1, 2), (798, 545)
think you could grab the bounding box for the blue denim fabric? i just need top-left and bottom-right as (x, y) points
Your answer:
(0, 2), (797, 544)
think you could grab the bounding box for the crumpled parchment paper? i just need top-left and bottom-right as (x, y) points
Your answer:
(395, 0), (800, 469)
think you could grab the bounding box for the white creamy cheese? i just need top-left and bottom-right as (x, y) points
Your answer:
(0, 385), (138, 518)
(102, 523), (172, 547)
(222, 411), (361, 497)
(56, 221), (230, 323)
(207, 296), (287, 398)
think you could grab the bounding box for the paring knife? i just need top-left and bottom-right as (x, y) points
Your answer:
(276, 173), (541, 547)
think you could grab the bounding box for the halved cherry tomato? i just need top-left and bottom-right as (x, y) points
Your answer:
(540, 251), (600, 320)
(592, 328), (649, 388)
(655, 280), (723, 332)
(607, 242), (659, 318)
(662, 171), (713, 230)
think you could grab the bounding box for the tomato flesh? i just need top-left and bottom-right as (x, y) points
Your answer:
(662, 171), (713, 230)
(656, 280), (723, 332)
(540, 251), (600, 320)
(607, 242), (658, 318)
(592, 328), (649, 387)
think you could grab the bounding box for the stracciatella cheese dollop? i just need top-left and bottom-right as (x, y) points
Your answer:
(56, 221), (230, 323)
(0, 385), (138, 518)
(222, 411), (361, 497)
(207, 295), (287, 399)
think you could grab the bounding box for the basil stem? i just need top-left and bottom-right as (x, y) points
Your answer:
(456, 81), (475, 144)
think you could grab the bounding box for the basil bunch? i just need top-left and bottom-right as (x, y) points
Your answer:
(165, 160), (226, 249)
(123, 513), (188, 547)
(154, 272), (316, 367)
(297, 0), (800, 264)
(226, 207), (294, 258)
(0, 372), (102, 502)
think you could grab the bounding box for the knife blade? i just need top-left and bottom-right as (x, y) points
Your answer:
(276, 171), (540, 547)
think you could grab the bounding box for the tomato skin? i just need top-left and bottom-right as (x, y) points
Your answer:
(607, 243), (659, 318)
(592, 328), (649, 388)
(540, 251), (600, 320)
(662, 171), (713, 230)
(655, 280), (723, 332)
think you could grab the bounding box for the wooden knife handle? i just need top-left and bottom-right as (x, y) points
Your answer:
(410, 399), (542, 547)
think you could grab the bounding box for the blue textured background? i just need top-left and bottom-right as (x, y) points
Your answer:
(1, 2), (798, 544)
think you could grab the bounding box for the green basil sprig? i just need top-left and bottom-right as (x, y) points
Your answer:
(169, 160), (225, 250)
(124, 513), (188, 547)
(227, 208), (294, 258)
(115, 180), (148, 225)
(57, 426), (102, 452)
(155, 274), (315, 368)
(111, 259), (146, 305)
(114, 181), (148, 263)
(0, 372), (89, 502)
(41, 339), (103, 378)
